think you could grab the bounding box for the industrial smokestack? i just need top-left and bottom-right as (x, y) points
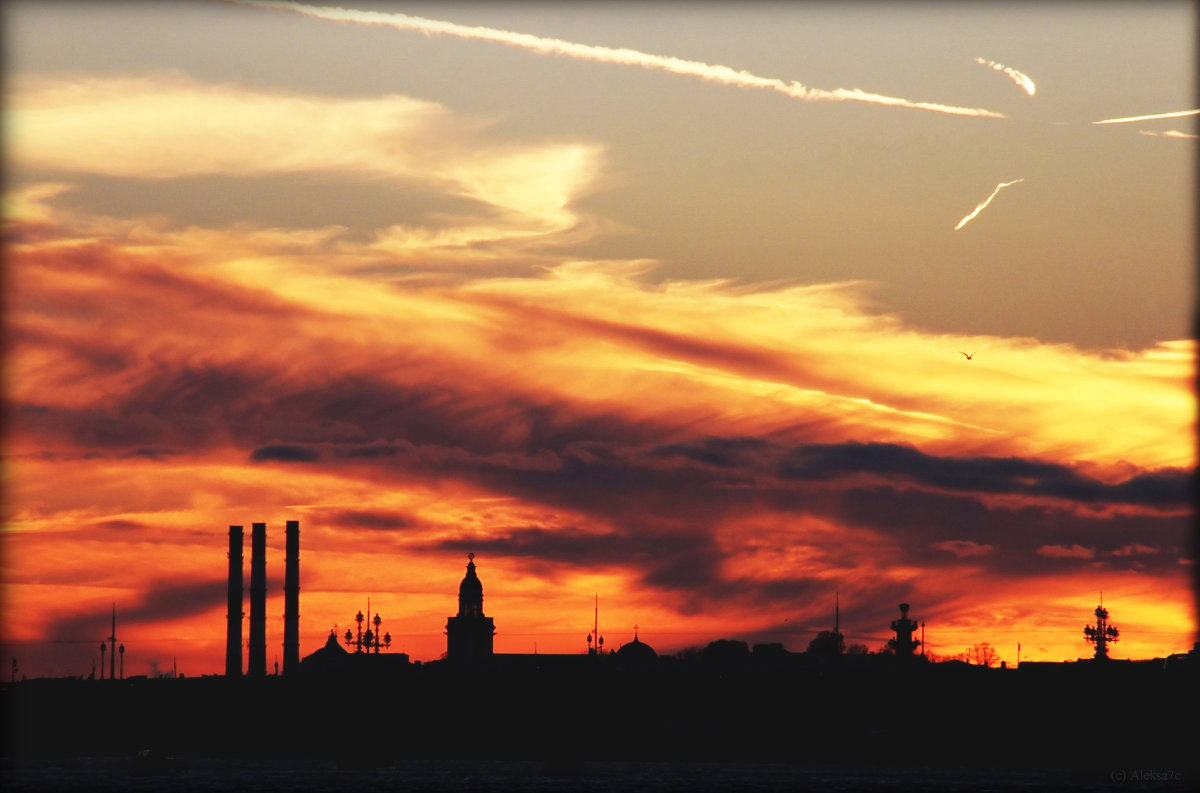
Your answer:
(225, 525), (243, 678)
(248, 522), (267, 677)
(283, 520), (300, 675)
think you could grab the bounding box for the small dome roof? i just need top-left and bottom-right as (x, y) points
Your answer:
(616, 634), (658, 662)
(459, 553), (483, 599)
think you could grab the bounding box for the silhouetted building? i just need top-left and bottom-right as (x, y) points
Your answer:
(248, 522), (267, 677)
(446, 553), (495, 665)
(283, 520), (300, 674)
(888, 602), (920, 656)
(295, 629), (410, 677)
(225, 525), (243, 678)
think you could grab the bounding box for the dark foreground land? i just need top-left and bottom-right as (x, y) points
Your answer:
(3, 659), (1196, 791)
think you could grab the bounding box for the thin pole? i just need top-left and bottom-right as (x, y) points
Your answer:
(109, 604), (117, 681)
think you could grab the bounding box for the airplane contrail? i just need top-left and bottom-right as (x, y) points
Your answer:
(1138, 129), (1199, 140)
(954, 179), (1023, 231)
(974, 58), (1036, 97)
(1092, 109), (1200, 125)
(231, 0), (1008, 119)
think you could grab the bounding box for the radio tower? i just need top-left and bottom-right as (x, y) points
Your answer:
(1083, 593), (1119, 659)
(587, 595), (604, 655)
(107, 604), (117, 681)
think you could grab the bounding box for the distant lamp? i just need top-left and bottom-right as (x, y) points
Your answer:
(345, 607), (392, 653)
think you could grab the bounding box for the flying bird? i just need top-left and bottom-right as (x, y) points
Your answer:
(959, 351), (975, 360)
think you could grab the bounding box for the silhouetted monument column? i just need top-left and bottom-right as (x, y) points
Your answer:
(283, 520), (300, 675)
(446, 553), (495, 665)
(248, 522), (267, 677)
(888, 603), (921, 657)
(226, 525), (244, 678)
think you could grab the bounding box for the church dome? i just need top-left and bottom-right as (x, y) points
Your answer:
(616, 633), (658, 663)
(459, 560), (482, 599)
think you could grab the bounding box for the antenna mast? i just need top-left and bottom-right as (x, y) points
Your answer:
(587, 594), (604, 656)
(109, 604), (117, 681)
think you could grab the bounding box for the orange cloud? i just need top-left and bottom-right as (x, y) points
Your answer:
(3, 76), (1193, 678)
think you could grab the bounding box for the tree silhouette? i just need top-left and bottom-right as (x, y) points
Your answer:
(806, 630), (845, 654)
(698, 639), (750, 663)
(966, 642), (1000, 667)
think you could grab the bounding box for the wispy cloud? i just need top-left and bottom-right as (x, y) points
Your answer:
(7, 75), (602, 249)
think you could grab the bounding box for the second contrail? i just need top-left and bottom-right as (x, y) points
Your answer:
(954, 179), (1024, 231)
(1092, 109), (1200, 125)
(232, 0), (1007, 119)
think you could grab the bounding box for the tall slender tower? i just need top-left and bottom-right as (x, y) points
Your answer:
(248, 522), (267, 677)
(283, 520), (300, 674)
(108, 604), (117, 681)
(226, 525), (244, 678)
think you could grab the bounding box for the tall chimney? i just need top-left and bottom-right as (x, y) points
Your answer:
(283, 520), (300, 674)
(225, 525), (243, 678)
(248, 522), (267, 677)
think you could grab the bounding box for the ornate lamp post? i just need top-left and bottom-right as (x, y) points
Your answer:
(344, 609), (392, 654)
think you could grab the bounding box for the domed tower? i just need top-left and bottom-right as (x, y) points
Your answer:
(446, 554), (495, 665)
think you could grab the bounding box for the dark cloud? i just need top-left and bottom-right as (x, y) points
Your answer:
(321, 508), (416, 531)
(775, 441), (1192, 508)
(47, 577), (232, 639)
(85, 519), (146, 532)
(250, 443), (320, 463)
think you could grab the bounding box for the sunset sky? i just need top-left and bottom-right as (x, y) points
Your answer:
(3, 1), (1195, 679)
